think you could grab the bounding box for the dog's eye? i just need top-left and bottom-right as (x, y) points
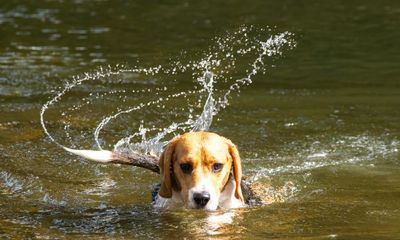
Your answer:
(212, 163), (224, 172)
(180, 163), (192, 174)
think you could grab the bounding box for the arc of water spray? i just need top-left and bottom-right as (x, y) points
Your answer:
(40, 29), (295, 164)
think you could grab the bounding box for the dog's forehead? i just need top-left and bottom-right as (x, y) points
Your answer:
(175, 133), (229, 160)
(202, 137), (229, 158)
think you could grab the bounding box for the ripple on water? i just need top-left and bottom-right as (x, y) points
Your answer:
(249, 133), (400, 177)
(0, 169), (68, 207)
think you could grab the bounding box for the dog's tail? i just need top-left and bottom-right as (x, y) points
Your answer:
(62, 147), (160, 173)
(63, 147), (115, 162)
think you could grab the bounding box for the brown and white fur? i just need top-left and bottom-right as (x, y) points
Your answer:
(154, 132), (245, 211)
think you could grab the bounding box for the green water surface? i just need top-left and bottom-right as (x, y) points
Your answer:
(1, 1), (400, 239)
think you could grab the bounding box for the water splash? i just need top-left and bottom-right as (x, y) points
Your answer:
(40, 26), (296, 157)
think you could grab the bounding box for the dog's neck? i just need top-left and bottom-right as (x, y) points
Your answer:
(218, 175), (244, 209)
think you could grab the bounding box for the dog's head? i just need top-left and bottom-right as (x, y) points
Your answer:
(158, 132), (244, 210)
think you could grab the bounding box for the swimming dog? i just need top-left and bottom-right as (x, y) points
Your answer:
(63, 131), (246, 210)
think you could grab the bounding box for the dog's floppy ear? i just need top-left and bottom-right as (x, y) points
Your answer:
(158, 138), (177, 198)
(227, 140), (244, 203)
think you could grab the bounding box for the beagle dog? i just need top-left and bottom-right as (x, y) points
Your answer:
(153, 131), (245, 210)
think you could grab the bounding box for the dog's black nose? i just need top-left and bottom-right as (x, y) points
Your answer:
(193, 191), (210, 207)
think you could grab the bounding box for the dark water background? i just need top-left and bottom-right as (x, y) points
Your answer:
(1, 1), (400, 239)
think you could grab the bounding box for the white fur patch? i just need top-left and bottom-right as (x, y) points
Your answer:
(188, 178), (219, 210)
